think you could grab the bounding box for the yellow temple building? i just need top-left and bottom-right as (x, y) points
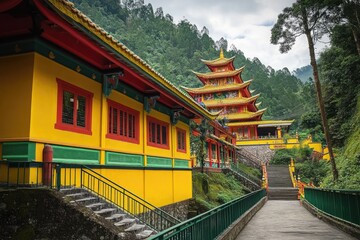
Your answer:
(184, 50), (300, 150)
(0, 0), (220, 208)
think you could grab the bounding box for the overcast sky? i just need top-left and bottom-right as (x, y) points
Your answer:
(144, 0), (328, 71)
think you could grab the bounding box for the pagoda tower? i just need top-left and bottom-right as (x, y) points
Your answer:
(183, 49), (293, 143)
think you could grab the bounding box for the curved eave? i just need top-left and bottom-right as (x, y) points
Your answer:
(45, 0), (218, 120)
(257, 120), (295, 127)
(209, 109), (224, 116)
(201, 56), (236, 67)
(227, 119), (294, 127)
(224, 109), (266, 121)
(203, 94), (260, 108)
(192, 66), (244, 80)
(181, 80), (252, 94)
(209, 134), (235, 148)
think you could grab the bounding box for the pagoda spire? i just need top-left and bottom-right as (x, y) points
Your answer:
(220, 48), (224, 59)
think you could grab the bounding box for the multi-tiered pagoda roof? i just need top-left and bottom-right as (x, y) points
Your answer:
(184, 49), (294, 141)
(184, 49), (265, 123)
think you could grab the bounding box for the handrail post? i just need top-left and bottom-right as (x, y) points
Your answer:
(80, 166), (83, 188)
(56, 164), (61, 191)
(7, 162), (10, 188)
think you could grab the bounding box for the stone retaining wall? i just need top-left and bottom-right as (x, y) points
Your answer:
(239, 145), (274, 164)
(160, 199), (191, 221)
(0, 189), (124, 240)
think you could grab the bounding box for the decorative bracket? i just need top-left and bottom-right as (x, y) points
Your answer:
(103, 70), (123, 97)
(144, 93), (160, 113)
(171, 107), (184, 125)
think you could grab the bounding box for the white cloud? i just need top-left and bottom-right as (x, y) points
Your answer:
(145, 0), (327, 71)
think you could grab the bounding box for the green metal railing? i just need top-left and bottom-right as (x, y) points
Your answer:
(80, 166), (180, 231)
(0, 160), (57, 188)
(230, 162), (261, 186)
(0, 161), (180, 231)
(304, 187), (360, 226)
(149, 189), (266, 240)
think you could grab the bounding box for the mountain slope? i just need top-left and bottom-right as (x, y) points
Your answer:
(70, 0), (309, 121)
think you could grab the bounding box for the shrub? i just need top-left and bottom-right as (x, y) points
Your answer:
(296, 159), (329, 186)
(271, 146), (313, 165)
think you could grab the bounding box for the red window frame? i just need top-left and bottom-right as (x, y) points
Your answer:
(176, 128), (186, 153)
(55, 79), (93, 135)
(106, 99), (140, 144)
(147, 116), (169, 149)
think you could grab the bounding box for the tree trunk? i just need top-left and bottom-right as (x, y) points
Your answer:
(302, 8), (338, 181)
(351, 27), (360, 56)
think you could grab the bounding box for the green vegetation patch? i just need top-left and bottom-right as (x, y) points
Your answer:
(236, 161), (261, 179)
(191, 172), (246, 212)
(295, 160), (329, 186)
(322, 96), (360, 190)
(271, 146), (313, 165)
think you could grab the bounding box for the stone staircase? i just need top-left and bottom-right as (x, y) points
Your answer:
(267, 165), (298, 200)
(61, 188), (156, 239)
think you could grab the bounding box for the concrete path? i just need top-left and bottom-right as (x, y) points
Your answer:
(236, 200), (356, 240)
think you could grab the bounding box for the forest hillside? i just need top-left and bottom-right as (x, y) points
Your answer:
(69, 0), (359, 187)
(70, 0), (311, 123)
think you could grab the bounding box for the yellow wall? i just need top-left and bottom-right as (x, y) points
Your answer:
(144, 170), (174, 207)
(323, 147), (330, 161)
(0, 53), (34, 139)
(308, 142), (323, 153)
(104, 92), (144, 155)
(96, 168), (145, 199)
(173, 170), (192, 202)
(237, 138), (285, 146)
(30, 54), (190, 156)
(1, 52), (193, 208)
(30, 53), (102, 149)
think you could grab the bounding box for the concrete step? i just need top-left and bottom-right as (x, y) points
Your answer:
(136, 230), (154, 239)
(94, 208), (117, 216)
(125, 223), (145, 232)
(268, 187), (298, 200)
(59, 188), (165, 238)
(64, 192), (86, 198)
(59, 187), (77, 192)
(86, 202), (105, 209)
(114, 218), (136, 227)
(267, 165), (293, 187)
(70, 197), (97, 203)
(105, 213), (126, 221)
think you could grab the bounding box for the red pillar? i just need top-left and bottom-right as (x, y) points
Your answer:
(42, 144), (53, 186)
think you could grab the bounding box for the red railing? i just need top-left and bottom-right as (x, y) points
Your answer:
(289, 158), (314, 199)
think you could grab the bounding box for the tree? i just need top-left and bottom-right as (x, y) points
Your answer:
(341, 0), (360, 55)
(190, 119), (212, 173)
(271, 0), (339, 180)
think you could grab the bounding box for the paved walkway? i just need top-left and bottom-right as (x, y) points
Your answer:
(236, 200), (356, 240)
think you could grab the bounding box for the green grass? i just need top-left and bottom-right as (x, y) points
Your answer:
(322, 96), (360, 190)
(191, 172), (246, 212)
(236, 161), (261, 179)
